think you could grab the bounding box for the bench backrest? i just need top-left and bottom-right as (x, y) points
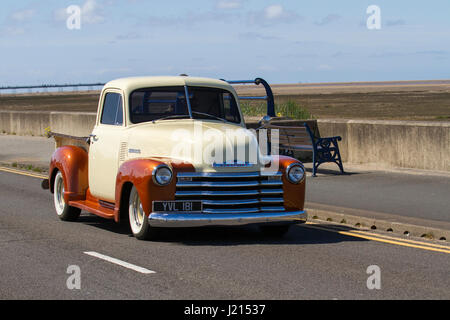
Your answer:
(264, 124), (315, 147)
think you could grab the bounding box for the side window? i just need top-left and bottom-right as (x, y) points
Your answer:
(223, 92), (240, 123)
(101, 93), (123, 126)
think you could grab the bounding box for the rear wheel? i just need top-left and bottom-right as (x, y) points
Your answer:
(128, 186), (157, 240)
(53, 171), (81, 221)
(260, 224), (291, 237)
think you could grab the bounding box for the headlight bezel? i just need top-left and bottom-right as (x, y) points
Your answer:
(286, 163), (305, 184)
(152, 164), (173, 186)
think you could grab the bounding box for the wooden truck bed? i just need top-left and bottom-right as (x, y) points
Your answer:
(48, 131), (90, 152)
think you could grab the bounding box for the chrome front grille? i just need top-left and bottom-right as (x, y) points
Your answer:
(175, 171), (285, 214)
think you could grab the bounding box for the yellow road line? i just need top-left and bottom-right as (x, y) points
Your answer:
(351, 229), (450, 250)
(307, 221), (450, 250)
(305, 223), (450, 254)
(0, 166), (47, 179)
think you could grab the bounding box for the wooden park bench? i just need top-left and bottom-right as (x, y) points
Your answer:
(262, 122), (345, 177)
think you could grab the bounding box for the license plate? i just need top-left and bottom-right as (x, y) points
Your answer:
(152, 201), (203, 213)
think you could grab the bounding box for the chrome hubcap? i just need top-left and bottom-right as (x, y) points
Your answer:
(130, 190), (144, 232)
(55, 174), (65, 215)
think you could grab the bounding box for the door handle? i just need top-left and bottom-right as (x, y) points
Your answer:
(88, 134), (98, 144)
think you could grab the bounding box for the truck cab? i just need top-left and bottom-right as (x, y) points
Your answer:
(48, 76), (307, 240)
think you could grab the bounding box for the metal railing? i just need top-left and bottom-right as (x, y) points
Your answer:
(222, 78), (275, 117)
(0, 83), (105, 93)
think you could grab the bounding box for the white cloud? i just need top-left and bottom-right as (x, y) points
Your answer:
(1, 8), (35, 37)
(82, 0), (105, 24)
(264, 5), (283, 19)
(10, 9), (35, 22)
(216, 0), (244, 10)
(247, 4), (301, 27)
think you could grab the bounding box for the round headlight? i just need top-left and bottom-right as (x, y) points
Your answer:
(287, 164), (305, 184)
(153, 165), (173, 186)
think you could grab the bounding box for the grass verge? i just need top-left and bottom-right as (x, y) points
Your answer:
(240, 100), (313, 119)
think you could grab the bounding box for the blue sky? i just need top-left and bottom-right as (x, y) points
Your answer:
(0, 0), (449, 85)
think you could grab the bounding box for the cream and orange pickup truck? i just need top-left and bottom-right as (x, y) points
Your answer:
(44, 76), (307, 240)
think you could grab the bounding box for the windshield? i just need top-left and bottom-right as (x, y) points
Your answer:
(129, 86), (241, 124)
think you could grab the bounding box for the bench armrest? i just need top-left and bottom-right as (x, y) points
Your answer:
(317, 136), (342, 142)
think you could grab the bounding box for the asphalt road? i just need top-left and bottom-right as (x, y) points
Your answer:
(1, 170), (449, 300)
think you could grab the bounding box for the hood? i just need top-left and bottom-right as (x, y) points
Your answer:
(126, 119), (267, 172)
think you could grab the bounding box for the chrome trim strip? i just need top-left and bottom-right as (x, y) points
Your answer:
(202, 199), (260, 206)
(176, 190), (260, 197)
(260, 171), (283, 177)
(202, 207), (261, 214)
(260, 180), (283, 186)
(176, 181), (260, 188)
(259, 189), (284, 194)
(148, 210), (307, 228)
(260, 206), (286, 212)
(177, 172), (262, 179)
(259, 198), (284, 203)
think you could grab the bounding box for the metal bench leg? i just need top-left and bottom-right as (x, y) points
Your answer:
(337, 161), (344, 174)
(312, 151), (317, 177)
(335, 148), (345, 174)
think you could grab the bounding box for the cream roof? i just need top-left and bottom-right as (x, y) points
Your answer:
(103, 76), (234, 94)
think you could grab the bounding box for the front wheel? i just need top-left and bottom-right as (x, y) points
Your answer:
(128, 186), (157, 240)
(53, 171), (81, 221)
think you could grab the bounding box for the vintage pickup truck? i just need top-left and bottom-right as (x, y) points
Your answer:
(44, 76), (307, 240)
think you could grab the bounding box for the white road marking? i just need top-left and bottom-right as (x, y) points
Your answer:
(84, 251), (156, 274)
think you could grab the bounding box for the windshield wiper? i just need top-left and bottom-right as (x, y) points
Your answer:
(191, 111), (226, 123)
(152, 112), (227, 123)
(152, 114), (190, 123)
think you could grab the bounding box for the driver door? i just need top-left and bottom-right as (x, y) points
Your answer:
(88, 90), (125, 202)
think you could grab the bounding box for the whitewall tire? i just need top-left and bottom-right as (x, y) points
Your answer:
(53, 171), (81, 221)
(128, 185), (155, 240)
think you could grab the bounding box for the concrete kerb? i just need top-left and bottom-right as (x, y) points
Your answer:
(306, 204), (450, 243)
(0, 161), (49, 174)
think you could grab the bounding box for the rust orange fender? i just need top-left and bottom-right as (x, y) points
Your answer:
(49, 146), (89, 203)
(270, 155), (306, 211)
(114, 159), (195, 222)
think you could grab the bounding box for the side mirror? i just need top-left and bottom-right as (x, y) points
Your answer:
(258, 115), (272, 127)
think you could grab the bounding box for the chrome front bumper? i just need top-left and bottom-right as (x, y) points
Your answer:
(148, 210), (307, 228)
